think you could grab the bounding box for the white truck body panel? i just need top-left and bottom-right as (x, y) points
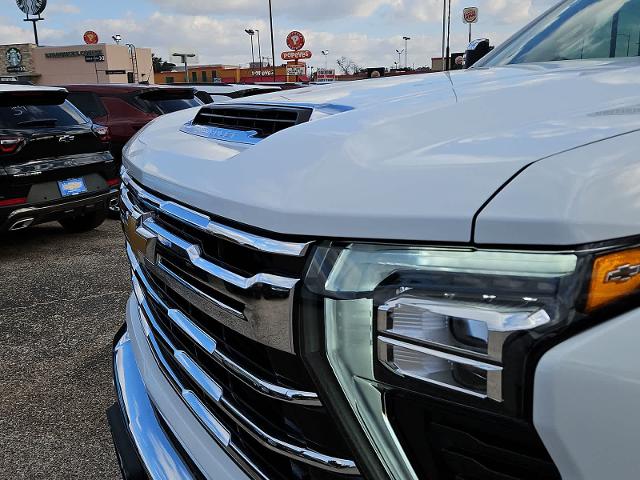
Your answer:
(125, 58), (640, 243)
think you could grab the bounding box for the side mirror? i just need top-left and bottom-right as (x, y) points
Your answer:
(464, 38), (491, 69)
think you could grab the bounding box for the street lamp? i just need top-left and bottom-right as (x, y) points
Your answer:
(246, 29), (263, 78)
(321, 50), (329, 72)
(112, 34), (122, 45)
(396, 49), (404, 69)
(245, 29), (256, 70)
(172, 52), (196, 83)
(403, 36), (411, 69)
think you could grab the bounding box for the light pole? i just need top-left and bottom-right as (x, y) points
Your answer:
(321, 50), (329, 72)
(245, 29), (256, 70)
(173, 52), (196, 83)
(403, 36), (410, 69)
(268, 0), (276, 82)
(446, 0), (452, 70)
(441, 0), (447, 70)
(396, 49), (404, 69)
(255, 29), (263, 79)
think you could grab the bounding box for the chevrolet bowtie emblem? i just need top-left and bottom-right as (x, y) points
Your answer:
(605, 263), (640, 283)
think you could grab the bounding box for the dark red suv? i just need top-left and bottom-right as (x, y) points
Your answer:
(59, 84), (202, 161)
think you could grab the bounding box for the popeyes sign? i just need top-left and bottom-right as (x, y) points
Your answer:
(286, 31), (305, 51)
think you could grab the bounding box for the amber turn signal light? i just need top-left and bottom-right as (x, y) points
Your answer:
(587, 248), (640, 312)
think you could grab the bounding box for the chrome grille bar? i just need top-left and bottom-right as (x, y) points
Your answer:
(127, 243), (321, 407)
(144, 219), (298, 291)
(121, 181), (300, 353)
(131, 265), (359, 475)
(121, 171), (311, 257)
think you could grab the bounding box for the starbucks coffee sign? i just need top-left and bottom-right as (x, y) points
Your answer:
(5, 48), (26, 73)
(16, 0), (47, 16)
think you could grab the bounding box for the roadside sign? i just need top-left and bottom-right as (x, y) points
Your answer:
(316, 68), (335, 82)
(281, 50), (312, 61)
(286, 65), (306, 76)
(463, 7), (479, 23)
(83, 30), (99, 45)
(105, 69), (126, 75)
(286, 31), (305, 51)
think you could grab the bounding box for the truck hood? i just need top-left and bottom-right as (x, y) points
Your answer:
(124, 58), (640, 242)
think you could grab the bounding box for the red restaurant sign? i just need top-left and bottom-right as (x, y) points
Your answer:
(281, 50), (312, 60)
(286, 31), (305, 51)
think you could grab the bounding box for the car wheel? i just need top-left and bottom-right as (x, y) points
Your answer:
(59, 209), (107, 233)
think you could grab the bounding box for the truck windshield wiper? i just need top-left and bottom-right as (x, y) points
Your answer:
(16, 118), (58, 127)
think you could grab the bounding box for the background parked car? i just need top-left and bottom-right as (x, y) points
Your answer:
(0, 84), (118, 233)
(60, 84), (202, 161)
(183, 83), (282, 104)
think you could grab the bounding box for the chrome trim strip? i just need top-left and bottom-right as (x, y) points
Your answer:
(181, 390), (231, 446)
(127, 243), (321, 407)
(113, 331), (196, 480)
(157, 261), (244, 318)
(132, 272), (359, 475)
(180, 122), (263, 146)
(378, 336), (503, 401)
(143, 219), (299, 292)
(121, 172), (311, 256)
(7, 188), (118, 221)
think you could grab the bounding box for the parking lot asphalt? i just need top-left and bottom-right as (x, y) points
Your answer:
(0, 219), (128, 479)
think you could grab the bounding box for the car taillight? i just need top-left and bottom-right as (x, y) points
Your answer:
(106, 178), (121, 187)
(0, 197), (27, 207)
(92, 125), (111, 143)
(0, 136), (25, 154)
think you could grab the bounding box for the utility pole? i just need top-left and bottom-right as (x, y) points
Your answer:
(446, 0), (452, 70)
(441, 0), (447, 70)
(403, 36), (411, 69)
(268, 0), (277, 82)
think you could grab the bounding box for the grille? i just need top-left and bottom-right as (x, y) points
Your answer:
(387, 391), (561, 480)
(192, 104), (313, 138)
(120, 172), (360, 480)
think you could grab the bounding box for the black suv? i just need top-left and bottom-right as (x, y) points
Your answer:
(0, 85), (118, 233)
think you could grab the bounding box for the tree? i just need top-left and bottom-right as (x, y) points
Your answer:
(152, 54), (176, 73)
(336, 56), (361, 75)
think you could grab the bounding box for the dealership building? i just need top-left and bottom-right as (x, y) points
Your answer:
(0, 43), (153, 85)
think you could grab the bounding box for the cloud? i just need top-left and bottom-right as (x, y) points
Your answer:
(47, 3), (81, 15)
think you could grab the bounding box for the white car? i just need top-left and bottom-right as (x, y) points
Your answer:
(109, 1), (640, 479)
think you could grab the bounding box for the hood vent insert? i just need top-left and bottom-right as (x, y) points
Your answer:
(192, 104), (313, 139)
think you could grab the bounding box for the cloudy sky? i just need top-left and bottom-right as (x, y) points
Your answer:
(2, 0), (558, 69)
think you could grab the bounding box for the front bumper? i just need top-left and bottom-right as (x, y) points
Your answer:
(109, 295), (252, 480)
(0, 189), (118, 231)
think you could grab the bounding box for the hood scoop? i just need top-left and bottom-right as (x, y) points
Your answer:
(181, 104), (313, 145)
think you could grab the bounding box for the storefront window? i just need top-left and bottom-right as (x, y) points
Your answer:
(201, 71), (207, 82)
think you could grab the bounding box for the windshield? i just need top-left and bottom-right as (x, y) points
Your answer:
(478, 0), (640, 67)
(0, 100), (90, 129)
(150, 97), (202, 114)
(134, 91), (202, 115)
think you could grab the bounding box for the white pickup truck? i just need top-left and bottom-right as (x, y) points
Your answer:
(109, 1), (640, 479)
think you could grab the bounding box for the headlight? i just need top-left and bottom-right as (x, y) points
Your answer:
(306, 243), (583, 404)
(299, 241), (640, 480)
